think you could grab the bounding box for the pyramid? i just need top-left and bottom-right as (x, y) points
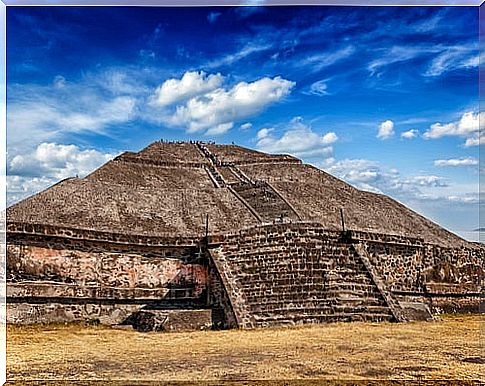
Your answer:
(7, 140), (470, 246)
(6, 141), (482, 328)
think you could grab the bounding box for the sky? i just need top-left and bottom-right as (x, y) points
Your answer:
(6, 6), (481, 240)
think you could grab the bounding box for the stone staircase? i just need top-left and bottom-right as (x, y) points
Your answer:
(194, 143), (301, 222)
(227, 165), (253, 184)
(209, 223), (395, 328)
(231, 181), (300, 223)
(194, 142), (226, 188)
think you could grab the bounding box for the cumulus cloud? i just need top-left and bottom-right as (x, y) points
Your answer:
(434, 157), (478, 167)
(401, 129), (419, 139)
(7, 143), (117, 206)
(151, 71), (223, 107)
(9, 142), (117, 180)
(464, 136), (482, 147)
(157, 74), (294, 135)
(7, 175), (57, 207)
(377, 120), (394, 139)
(240, 122), (253, 130)
(257, 127), (273, 140)
(424, 111), (482, 147)
(256, 117), (337, 158)
(322, 158), (450, 197)
(322, 158), (381, 186)
(404, 175), (448, 187)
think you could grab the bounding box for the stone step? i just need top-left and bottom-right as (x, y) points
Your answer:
(242, 291), (385, 305)
(253, 312), (394, 326)
(236, 280), (380, 291)
(222, 246), (352, 256)
(325, 289), (384, 298)
(248, 301), (390, 314)
(225, 273), (378, 286)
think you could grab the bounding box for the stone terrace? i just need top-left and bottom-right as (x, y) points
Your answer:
(209, 223), (395, 328)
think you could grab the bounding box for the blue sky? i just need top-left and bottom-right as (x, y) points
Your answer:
(6, 6), (481, 240)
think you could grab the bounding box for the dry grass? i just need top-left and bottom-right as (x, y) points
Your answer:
(6, 314), (484, 383)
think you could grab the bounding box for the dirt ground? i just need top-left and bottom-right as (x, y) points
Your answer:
(5, 314), (484, 384)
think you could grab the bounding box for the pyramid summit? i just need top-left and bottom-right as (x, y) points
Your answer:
(6, 140), (483, 329)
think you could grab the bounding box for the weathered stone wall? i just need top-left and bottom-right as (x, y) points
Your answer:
(207, 223), (482, 327)
(6, 219), (482, 326)
(7, 243), (207, 292)
(350, 230), (483, 295)
(209, 223), (395, 328)
(207, 258), (238, 329)
(7, 302), (142, 325)
(6, 227), (210, 325)
(8, 298), (212, 329)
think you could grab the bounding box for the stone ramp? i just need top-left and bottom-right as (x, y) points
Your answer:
(208, 223), (395, 328)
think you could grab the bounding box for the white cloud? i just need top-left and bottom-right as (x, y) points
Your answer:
(447, 195), (479, 204)
(464, 135), (484, 147)
(368, 46), (439, 75)
(53, 75), (66, 89)
(306, 79), (329, 96)
(7, 175), (57, 207)
(206, 42), (273, 69)
(205, 123), (234, 136)
(162, 74), (294, 135)
(240, 122), (253, 130)
(256, 117), (337, 158)
(368, 44), (477, 77)
(323, 158), (380, 185)
(322, 158), (449, 198)
(401, 129), (419, 139)
(404, 175), (448, 187)
(424, 45), (478, 77)
(9, 142), (117, 180)
(151, 71), (223, 107)
(8, 76), (138, 152)
(377, 120), (394, 140)
(298, 46), (355, 72)
(7, 143), (117, 206)
(424, 111), (478, 139)
(434, 157), (478, 167)
(257, 127), (273, 140)
(424, 111), (482, 147)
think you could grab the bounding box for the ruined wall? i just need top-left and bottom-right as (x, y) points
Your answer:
(350, 230), (483, 294)
(7, 244), (207, 292)
(207, 258), (238, 329)
(7, 225), (210, 325)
